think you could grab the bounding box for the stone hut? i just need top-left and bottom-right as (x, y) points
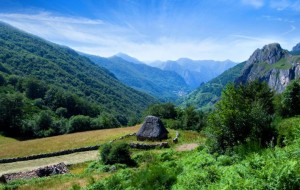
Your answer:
(136, 116), (168, 141)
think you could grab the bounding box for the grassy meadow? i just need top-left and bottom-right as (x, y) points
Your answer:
(0, 127), (205, 190)
(0, 126), (140, 159)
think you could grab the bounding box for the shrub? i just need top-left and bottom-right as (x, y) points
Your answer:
(131, 164), (177, 190)
(277, 117), (300, 146)
(100, 143), (135, 166)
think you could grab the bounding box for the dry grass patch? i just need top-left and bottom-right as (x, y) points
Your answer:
(0, 135), (18, 145)
(0, 125), (140, 159)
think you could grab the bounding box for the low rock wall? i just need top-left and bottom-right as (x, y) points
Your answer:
(0, 162), (68, 183)
(0, 145), (101, 164)
(129, 142), (169, 149)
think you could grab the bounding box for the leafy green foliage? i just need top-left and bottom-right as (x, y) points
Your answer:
(277, 117), (300, 146)
(0, 73), (6, 86)
(24, 78), (47, 99)
(100, 143), (135, 166)
(280, 80), (300, 117)
(144, 103), (177, 119)
(68, 115), (92, 133)
(207, 81), (276, 153)
(0, 74), (126, 138)
(131, 164), (177, 190)
(0, 93), (23, 136)
(144, 103), (207, 131)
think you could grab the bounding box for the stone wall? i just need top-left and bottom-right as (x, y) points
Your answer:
(0, 163), (68, 183)
(129, 142), (169, 149)
(0, 145), (101, 164)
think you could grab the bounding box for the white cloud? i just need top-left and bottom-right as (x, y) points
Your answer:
(0, 11), (298, 63)
(282, 25), (296, 35)
(241, 0), (265, 8)
(270, 0), (291, 10)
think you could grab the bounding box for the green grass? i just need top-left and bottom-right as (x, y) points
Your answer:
(0, 128), (205, 190)
(0, 135), (18, 146)
(272, 58), (293, 69)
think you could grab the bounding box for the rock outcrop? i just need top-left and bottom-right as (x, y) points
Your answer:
(236, 43), (300, 93)
(136, 116), (168, 141)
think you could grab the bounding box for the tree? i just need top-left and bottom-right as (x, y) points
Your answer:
(0, 93), (24, 135)
(280, 80), (300, 117)
(33, 111), (55, 137)
(145, 103), (177, 119)
(207, 81), (275, 153)
(181, 106), (206, 131)
(68, 115), (92, 133)
(0, 73), (6, 86)
(24, 78), (47, 99)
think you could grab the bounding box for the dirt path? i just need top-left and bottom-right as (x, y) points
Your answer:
(176, 143), (199, 151)
(0, 150), (98, 175)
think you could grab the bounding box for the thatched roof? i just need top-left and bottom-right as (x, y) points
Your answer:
(136, 116), (168, 141)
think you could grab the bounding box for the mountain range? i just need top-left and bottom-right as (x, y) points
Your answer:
(149, 59), (236, 89)
(83, 53), (190, 101)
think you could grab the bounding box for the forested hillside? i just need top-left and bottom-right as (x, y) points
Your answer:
(0, 22), (157, 138)
(180, 62), (246, 110)
(84, 54), (190, 101)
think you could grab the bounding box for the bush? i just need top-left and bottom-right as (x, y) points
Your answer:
(277, 117), (300, 146)
(68, 115), (92, 133)
(100, 143), (135, 166)
(131, 164), (177, 190)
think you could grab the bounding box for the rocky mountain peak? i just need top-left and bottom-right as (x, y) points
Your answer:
(292, 42), (300, 52)
(247, 43), (288, 65)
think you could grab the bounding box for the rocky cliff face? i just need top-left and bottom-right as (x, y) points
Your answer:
(236, 43), (300, 93)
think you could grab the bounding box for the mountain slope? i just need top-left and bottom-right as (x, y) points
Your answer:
(0, 22), (156, 117)
(150, 59), (236, 89)
(180, 62), (246, 110)
(84, 54), (190, 101)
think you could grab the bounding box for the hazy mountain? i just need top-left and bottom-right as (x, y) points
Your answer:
(84, 54), (191, 101)
(291, 42), (300, 55)
(149, 59), (236, 89)
(0, 22), (156, 118)
(115, 53), (143, 64)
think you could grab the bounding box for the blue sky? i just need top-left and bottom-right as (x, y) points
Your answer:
(0, 0), (299, 62)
